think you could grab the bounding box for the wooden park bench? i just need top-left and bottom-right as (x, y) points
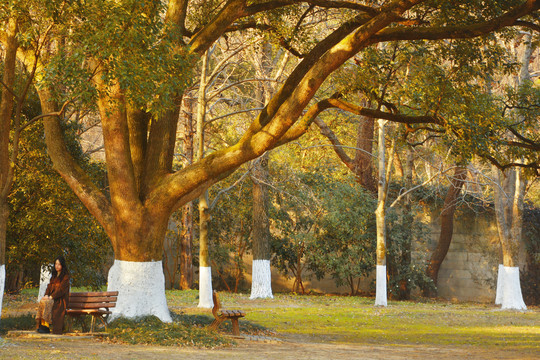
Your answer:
(208, 291), (246, 336)
(66, 291), (118, 333)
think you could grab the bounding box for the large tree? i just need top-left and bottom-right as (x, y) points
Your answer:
(2, 0), (539, 320)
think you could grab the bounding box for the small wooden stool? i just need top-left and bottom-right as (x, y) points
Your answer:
(208, 291), (246, 336)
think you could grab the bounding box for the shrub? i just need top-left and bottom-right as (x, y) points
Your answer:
(0, 315), (35, 334)
(106, 314), (233, 347)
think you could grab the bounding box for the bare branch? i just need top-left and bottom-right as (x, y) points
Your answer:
(206, 107), (265, 125)
(210, 159), (259, 209)
(389, 166), (460, 208)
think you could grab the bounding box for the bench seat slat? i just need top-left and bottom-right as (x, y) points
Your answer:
(68, 302), (117, 309)
(69, 296), (117, 303)
(67, 309), (111, 315)
(221, 310), (245, 317)
(70, 291), (118, 297)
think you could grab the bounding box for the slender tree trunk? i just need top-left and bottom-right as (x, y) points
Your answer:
(196, 50), (213, 308)
(250, 153), (273, 299)
(180, 202), (194, 290)
(375, 119), (388, 306)
(293, 242), (305, 294)
(0, 201), (6, 314)
(179, 96), (195, 290)
(394, 151), (404, 178)
(393, 148), (415, 299)
(249, 42), (275, 299)
(0, 17), (18, 319)
(163, 220), (181, 289)
(352, 99), (376, 193)
(425, 166), (467, 296)
(198, 190), (213, 307)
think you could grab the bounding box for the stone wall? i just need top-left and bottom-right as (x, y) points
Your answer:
(239, 208), (528, 302)
(423, 208), (528, 301)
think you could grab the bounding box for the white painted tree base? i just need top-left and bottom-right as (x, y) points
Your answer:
(375, 265), (387, 306)
(38, 265), (52, 302)
(107, 260), (172, 322)
(250, 259), (273, 299)
(500, 266), (527, 310)
(0, 265), (5, 319)
(495, 264), (504, 305)
(198, 266), (214, 308)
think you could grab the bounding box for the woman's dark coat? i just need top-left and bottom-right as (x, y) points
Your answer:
(44, 274), (70, 334)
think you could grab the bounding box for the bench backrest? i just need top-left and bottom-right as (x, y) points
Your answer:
(69, 291), (119, 310)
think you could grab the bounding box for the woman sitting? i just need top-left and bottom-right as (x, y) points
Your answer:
(36, 256), (70, 334)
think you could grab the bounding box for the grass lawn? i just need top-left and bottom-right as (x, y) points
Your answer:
(2, 288), (538, 353)
(167, 290), (539, 351)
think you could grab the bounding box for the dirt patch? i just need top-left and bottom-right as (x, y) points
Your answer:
(1, 334), (538, 360)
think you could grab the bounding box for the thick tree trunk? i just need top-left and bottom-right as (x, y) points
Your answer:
(493, 33), (531, 311)
(494, 167), (527, 310)
(425, 166), (467, 296)
(108, 260), (172, 321)
(250, 153), (273, 299)
(39, 86), (173, 320)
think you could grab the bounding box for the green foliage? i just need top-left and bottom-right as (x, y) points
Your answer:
(307, 178), (377, 295)
(269, 164), (321, 292)
(385, 204), (434, 299)
(35, 0), (194, 114)
(329, 29), (538, 171)
(106, 314), (233, 348)
(205, 169), (253, 292)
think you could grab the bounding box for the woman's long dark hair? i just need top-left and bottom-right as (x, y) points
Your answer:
(51, 255), (69, 281)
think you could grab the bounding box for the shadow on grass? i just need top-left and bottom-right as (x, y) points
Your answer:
(174, 312), (272, 336)
(104, 310), (272, 347)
